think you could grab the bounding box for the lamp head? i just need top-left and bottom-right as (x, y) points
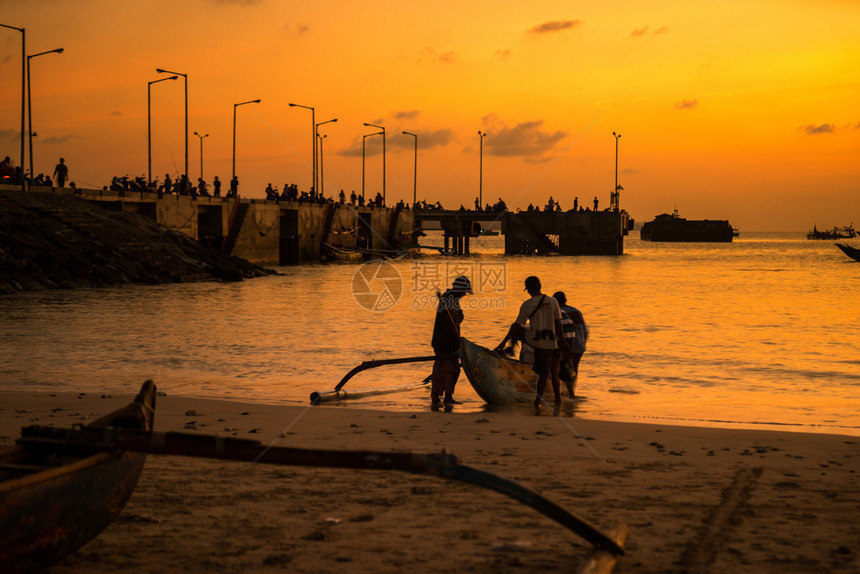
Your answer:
(55, 48), (64, 54)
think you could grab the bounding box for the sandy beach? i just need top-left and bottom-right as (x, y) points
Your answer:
(1, 388), (857, 574)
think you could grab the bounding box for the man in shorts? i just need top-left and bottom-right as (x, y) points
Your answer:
(431, 276), (472, 405)
(495, 276), (568, 409)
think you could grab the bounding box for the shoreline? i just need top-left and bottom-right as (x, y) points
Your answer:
(2, 388), (858, 572)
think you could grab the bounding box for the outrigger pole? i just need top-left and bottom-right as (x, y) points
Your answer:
(20, 425), (627, 560)
(309, 355), (437, 404)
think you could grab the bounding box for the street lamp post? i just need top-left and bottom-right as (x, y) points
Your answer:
(314, 118), (337, 195)
(193, 131), (209, 181)
(1, 24), (25, 189)
(402, 131), (417, 206)
(288, 103), (314, 194)
(612, 131), (621, 211)
(317, 133), (327, 196)
(232, 99), (261, 181)
(478, 131), (486, 209)
(156, 68), (188, 180)
(362, 130), (383, 203)
(363, 123), (386, 204)
(147, 75), (178, 185)
(27, 48), (63, 184)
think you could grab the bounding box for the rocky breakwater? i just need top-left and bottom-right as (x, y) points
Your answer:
(0, 190), (273, 294)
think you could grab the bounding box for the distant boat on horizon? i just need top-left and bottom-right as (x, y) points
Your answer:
(640, 209), (734, 242)
(807, 224), (856, 240)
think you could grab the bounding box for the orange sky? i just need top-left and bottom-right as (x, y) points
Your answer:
(1, 0), (858, 230)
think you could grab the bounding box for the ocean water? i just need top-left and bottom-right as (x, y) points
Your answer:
(0, 232), (857, 436)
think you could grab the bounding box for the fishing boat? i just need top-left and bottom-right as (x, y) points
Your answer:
(836, 243), (860, 262)
(807, 225), (856, 240)
(321, 242), (365, 261)
(0, 380), (155, 572)
(640, 209), (734, 242)
(459, 337), (544, 404)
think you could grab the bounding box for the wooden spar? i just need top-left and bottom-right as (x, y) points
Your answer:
(311, 377), (430, 404)
(577, 524), (629, 574)
(19, 425), (625, 557)
(332, 356), (436, 392)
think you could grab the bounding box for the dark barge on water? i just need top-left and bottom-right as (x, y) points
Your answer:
(640, 210), (734, 242)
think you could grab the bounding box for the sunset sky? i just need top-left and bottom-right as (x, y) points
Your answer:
(2, 0), (858, 230)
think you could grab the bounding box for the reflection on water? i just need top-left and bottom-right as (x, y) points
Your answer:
(0, 232), (857, 436)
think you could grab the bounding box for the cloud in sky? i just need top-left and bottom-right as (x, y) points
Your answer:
(394, 110), (420, 120)
(41, 135), (81, 145)
(632, 26), (669, 38)
(0, 129), (18, 143)
(109, 111), (123, 117)
(338, 128), (454, 157)
(800, 123), (835, 135)
(675, 99), (699, 110)
(529, 20), (582, 34)
(418, 48), (459, 64)
(480, 115), (567, 159)
(493, 49), (511, 61)
(285, 21), (309, 36)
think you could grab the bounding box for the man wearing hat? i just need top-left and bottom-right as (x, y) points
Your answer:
(431, 275), (472, 405)
(495, 276), (568, 409)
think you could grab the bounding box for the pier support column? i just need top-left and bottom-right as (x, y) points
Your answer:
(444, 233), (450, 253)
(464, 235), (470, 254)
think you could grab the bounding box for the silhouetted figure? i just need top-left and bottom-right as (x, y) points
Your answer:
(546, 196), (555, 212)
(52, 158), (68, 188)
(339, 189), (346, 205)
(198, 178), (209, 197)
(265, 183), (275, 200)
(374, 192), (384, 207)
(553, 291), (588, 399)
(593, 196), (599, 211)
(229, 176), (239, 197)
(212, 176), (221, 197)
(495, 276), (568, 410)
(162, 174), (172, 194)
(431, 276), (472, 405)
(33, 173), (45, 186)
(573, 197), (578, 211)
(350, 190), (357, 205)
(358, 194), (365, 207)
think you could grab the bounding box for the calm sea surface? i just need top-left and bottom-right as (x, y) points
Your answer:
(1, 232), (858, 436)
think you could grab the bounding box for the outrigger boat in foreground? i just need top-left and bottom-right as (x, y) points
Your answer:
(4, 381), (624, 572)
(836, 243), (860, 262)
(0, 380), (156, 572)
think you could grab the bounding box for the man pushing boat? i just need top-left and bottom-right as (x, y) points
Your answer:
(495, 276), (569, 409)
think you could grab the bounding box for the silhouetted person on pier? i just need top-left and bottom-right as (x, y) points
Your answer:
(358, 194), (365, 207)
(495, 276), (568, 411)
(431, 276), (472, 405)
(212, 176), (221, 197)
(546, 196), (555, 212)
(265, 183), (275, 200)
(573, 197), (578, 211)
(339, 189), (346, 205)
(53, 158), (68, 188)
(593, 196), (599, 211)
(162, 174), (172, 194)
(198, 178), (209, 197)
(374, 192), (384, 207)
(350, 190), (357, 205)
(229, 176), (239, 197)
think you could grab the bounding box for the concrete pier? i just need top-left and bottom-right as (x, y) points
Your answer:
(1, 185), (415, 265)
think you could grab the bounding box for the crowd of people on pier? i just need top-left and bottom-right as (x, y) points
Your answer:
(3, 152), (618, 217)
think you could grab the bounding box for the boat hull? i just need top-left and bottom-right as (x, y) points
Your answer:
(0, 380), (155, 572)
(0, 449), (147, 572)
(460, 338), (539, 404)
(836, 243), (860, 262)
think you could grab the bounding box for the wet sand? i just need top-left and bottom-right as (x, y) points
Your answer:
(1, 389), (857, 573)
